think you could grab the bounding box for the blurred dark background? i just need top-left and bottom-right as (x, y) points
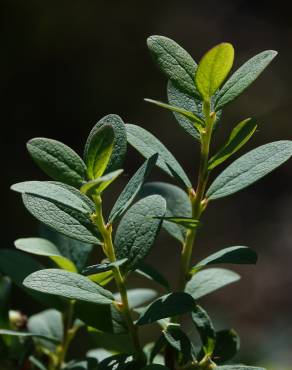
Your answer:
(1, 0), (292, 368)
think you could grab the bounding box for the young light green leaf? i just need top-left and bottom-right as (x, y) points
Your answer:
(114, 195), (166, 270)
(208, 118), (257, 170)
(163, 324), (192, 364)
(84, 124), (114, 180)
(192, 246), (257, 273)
(22, 194), (101, 244)
(213, 329), (240, 364)
(114, 289), (157, 309)
(136, 263), (170, 291)
(84, 114), (127, 173)
(23, 269), (114, 305)
(126, 124), (191, 188)
(167, 81), (201, 140)
(215, 50), (278, 110)
(109, 154), (158, 223)
(80, 169), (123, 196)
(144, 98), (204, 132)
(0, 329), (61, 344)
(136, 292), (195, 326)
(14, 237), (77, 272)
(139, 182), (191, 243)
(27, 138), (87, 188)
(82, 258), (128, 275)
(191, 305), (216, 355)
(88, 270), (114, 286)
(207, 141), (292, 200)
(185, 268), (240, 300)
(154, 217), (200, 230)
(196, 43), (234, 101)
(147, 35), (199, 98)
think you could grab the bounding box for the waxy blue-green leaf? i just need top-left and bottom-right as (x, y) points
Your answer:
(0, 329), (61, 344)
(192, 246), (257, 273)
(84, 114), (127, 173)
(191, 305), (216, 355)
(136, 263), (170, 291)
(167, 81), (201, 140)
(155, 217), (200, 230)
(213, 329), (240, 364)
(22, 193), (101, 244)
(126, 124), (191, 188)
(185, 268), (240, 300)
(114, 195), (166, 270)
(139, 182), (191, 243)
(147, 35), (199, 98)
(208, 118), (257, 170)
(82, 258), (128, 275)
(163, 324), (192, 364)
(15, 237), (77, 272)
(215, 50), (278, 110)
(109, 154), (158, 223)
(195, 43), (234, 101)
(23, 269), (114, 305)
(114, 288), (157, 309)
(84, 124), (114, 180)
(136, 292), (195, 326)
(27, 138), (87, 188)
(80, 169), (123, 196)
(207, 141), (292, 200)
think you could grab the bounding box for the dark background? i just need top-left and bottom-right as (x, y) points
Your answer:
(1, 0), (292, 368)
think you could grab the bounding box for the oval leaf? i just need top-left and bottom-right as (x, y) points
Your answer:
(195, 43), (234, 101)
(191, 305), (216, 355)
(114, 288), (157, 309)
(215, 50), (278, 110)
(207, 141), (292, 200)
(126, 124), (191, 188)
(163, 324), (192, 364)
(23, 269), (114, 305)
(27, 138), (87, 188)
(213, 329), (240, 364)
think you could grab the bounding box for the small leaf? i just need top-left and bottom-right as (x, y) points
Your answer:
(208, 118), (257, 170)
(82, 258), (128, 275)
(15, 237), (77, 272)
(80, 169), (123, 195)
(23, 269), (114, 305)
(136, 263), (170, 290)
(213, 329), (240, 364)
(139, 182), (191, 243)
(114, 195), (166, 270)
(27, 138), (87, 188)
(88, 270), (114, 286)
(0, 329), (60, 344)
(136, 292), (195, 326)
(195, 43), (234, 101)
(155, 217), (200, 230)
(191, 305), (216, 355)
(167, 81), (201, 140)
(193, 246), (257, 272)
(126, 124), (191, 188)
(109, 154), (158, 222)
(84, 114), (127, 173)
(207, 141), (292, 200)
(215, 50), (278, 110)
(163, 324), (192, 364)
(185, 268), (240, 300)
(147, 35), (199, 98)
(114, 289), (157, 308)
(84, 124), (114, 180)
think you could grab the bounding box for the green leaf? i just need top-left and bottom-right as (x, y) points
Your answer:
(15, 237), (77, 272)
(142, 366), (170, 370)
(185, 268), (240, 300)
(27, 138), (87, 188)
(163, 324), (192, 364)
(139, 182), (191, 243)
(147, 35), (199, 98)
(167, 81), (201, 140)
(114, 195), (166, 270)
(23, 269), (114, 305)
(207, 141), (292, 200)
(0, 249), (64, 310)
(98, 354), (137, 370)
(29, 356), (47, 370)
(213, 329), (240, 364)
(109, 154), (158, 223)
(215, 50), (278, 110)
(208, 118), (257, 170)
(136, 263), (170, 290)
(114, 289), (157, 308)
(216, 367), (265, 370)
(87, 270), (114, 286)
(80, 169), (123, 196)
(144, 98), (204, 133)
(84, 114), (127, 174)
(22, 193), (101, 244)
(0, 277), (11, 328)
(155, 217), (200, 230)
(136, 292), (195, 326)
(195, 43), (234, 101)
(82, 258), (128, 275)
(0, 329), (60, 344)
(88, 327), (133, 354)
(191, 305), (216, 355)
(126, 124), (191, 188)
(192, 246), (257, 273)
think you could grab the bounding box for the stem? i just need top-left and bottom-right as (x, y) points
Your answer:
(93, 195), (145, 363)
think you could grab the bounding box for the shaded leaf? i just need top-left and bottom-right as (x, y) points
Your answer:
(191, 305), (216, 355)
(114, 289), (157, 308)
(217, 366), (265, 370)
(136, 263), (170, 291)
(80, 169), (123, 196)
(213, 329), (240, 364)
(0, 329), (60, 344)
(98, 354), (137, 370)
(142, 366), (170, 370)
(163, 324), (192, 364)
(155, 217), (200, 230)
(82, 258), (128, 275)
(88, 327), (133, 354)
